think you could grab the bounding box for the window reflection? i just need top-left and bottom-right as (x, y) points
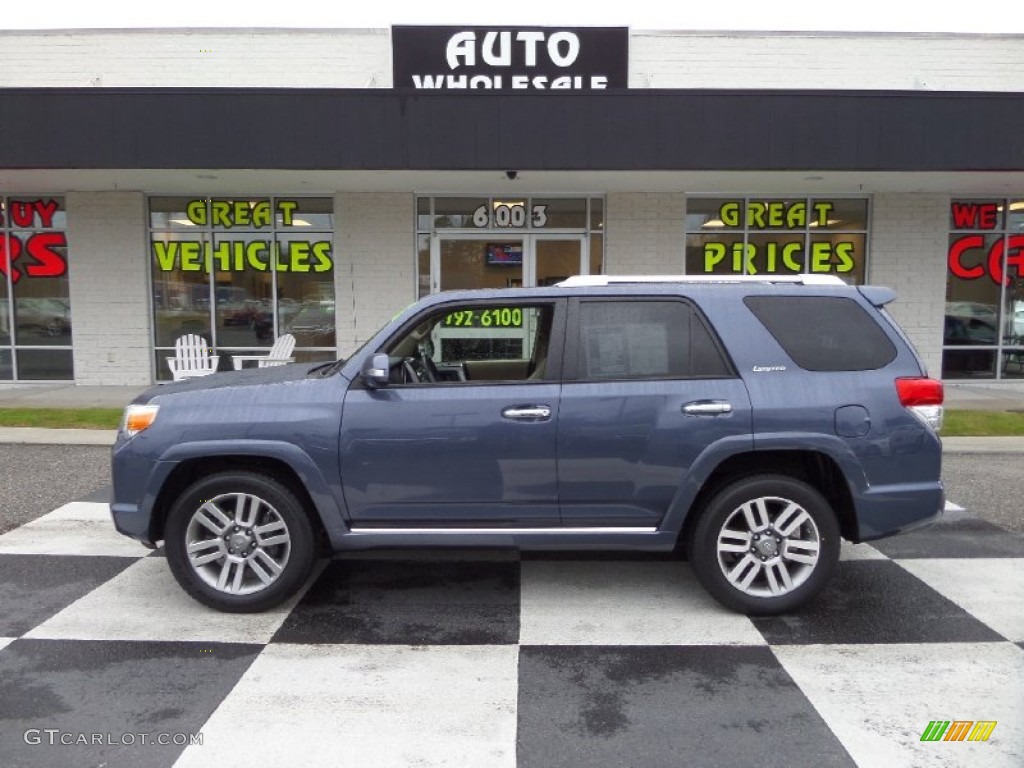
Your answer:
(440, 240), (522, 291)
(684, 197), (869, 283)
(1, 197), (73, 380)
(944, 199), (1024, 379)
(149, 197), (335, 380)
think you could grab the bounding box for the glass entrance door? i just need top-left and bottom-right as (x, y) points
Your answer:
(439, 238), (525, 292)
(535, 236), (585, 287)
(433, 235), (586, 293)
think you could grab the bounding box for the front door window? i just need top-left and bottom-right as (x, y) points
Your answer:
(385, 303), (555, 385)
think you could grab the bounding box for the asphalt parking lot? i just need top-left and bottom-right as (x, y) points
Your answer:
(0, 442), (1022, 768)
(2, 443), (1021, 537)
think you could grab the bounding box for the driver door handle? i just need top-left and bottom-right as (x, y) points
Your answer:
(502, 405), (552, 421)
(682, 400), (733, 415)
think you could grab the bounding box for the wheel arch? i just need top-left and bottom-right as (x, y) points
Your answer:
(148, 443), (346, 553)
(672, 448), (860, 547)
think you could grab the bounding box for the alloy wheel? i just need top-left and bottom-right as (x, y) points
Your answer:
(184, 492), (292, 596)
(715, 495), (821, 598)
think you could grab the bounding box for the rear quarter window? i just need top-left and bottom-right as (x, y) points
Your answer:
(744, 295), (897, 371)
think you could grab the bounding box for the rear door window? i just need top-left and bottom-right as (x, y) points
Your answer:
(570, 300), (733, 380)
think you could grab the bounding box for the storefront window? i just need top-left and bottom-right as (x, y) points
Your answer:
(0, 196), (73, 380)
(433, 197), (490, 229)
(589, 233), (603, 276)
(149, 197), (335, 380)
(417, 234), (431, 298)
(420, 196), (604, 233)
(531, 198), (587, 228)
(415, 196), (604, 295)
(943, 198), (1024, 379)
(684, 197), (869, 284)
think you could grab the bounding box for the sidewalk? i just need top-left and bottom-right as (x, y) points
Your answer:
(1, 381), (1023, 450)
(0, 384), (150, 409)
(942, 381), (1024, 412)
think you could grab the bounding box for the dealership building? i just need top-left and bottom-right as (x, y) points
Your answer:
(0, 26), (1022, 385)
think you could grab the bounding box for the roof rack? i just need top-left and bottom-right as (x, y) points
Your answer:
(555, 274), (846, 287)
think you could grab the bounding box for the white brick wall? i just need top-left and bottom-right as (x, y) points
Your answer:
(1, 29), (1020, 92)
(66, 191), (153, 384)
(605, 193), (686, 274)
(0, 28), (390, 87)
(630, 32), (1024, 91)
(334, 193), (415, 357)
(868, 194), (949, 376)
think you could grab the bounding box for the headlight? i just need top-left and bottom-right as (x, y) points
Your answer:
(121, 404), (160, 436)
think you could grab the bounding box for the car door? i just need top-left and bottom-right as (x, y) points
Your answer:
(557, 297), (752, 528)
(339, 299), (565, 528)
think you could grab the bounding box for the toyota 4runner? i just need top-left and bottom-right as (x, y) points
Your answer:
(111, 274), (944, 615)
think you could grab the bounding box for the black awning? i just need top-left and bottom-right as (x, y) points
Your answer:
(1, 87), (1022, 172)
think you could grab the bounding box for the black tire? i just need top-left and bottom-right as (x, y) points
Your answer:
(686, 474), (840, 616)
(164, 471), (316, 613)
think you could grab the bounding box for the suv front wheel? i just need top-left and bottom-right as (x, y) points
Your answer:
(164, 471), (316, 613)
(688, 475), (840, 615)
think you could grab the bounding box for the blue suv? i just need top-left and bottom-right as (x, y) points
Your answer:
(111, 275), (944, 615)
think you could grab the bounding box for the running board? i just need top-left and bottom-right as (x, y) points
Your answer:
(348, 527), (659, 535)
(334, 526), (676, 552)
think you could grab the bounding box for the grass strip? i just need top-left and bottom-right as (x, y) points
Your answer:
(941, 409), (1024, 436)
(0, 406), (1022, 436)
(0, 407), (123, 430)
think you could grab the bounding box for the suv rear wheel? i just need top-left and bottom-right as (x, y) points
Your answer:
(164, 471), (316, 613)
(688, 474), (840, 615)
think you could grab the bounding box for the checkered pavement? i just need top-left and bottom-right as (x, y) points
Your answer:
(0, 497), (1022, 768)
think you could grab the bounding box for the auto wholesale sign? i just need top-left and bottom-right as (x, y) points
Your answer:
(392, 26), (628, 91)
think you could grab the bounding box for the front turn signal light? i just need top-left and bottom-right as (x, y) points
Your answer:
(122, 404), (160, 436)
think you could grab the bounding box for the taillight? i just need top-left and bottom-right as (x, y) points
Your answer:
(896, 377), (944, 431)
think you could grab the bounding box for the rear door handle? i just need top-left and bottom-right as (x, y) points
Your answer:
(502, 405), (552, 421)
(682, 400), (733, 415)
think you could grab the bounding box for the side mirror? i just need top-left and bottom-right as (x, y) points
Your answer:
(361, 353), (391, 388)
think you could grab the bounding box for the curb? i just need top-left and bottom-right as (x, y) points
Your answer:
(0, 428), (118, 446)
(940, 436), (1024, 453)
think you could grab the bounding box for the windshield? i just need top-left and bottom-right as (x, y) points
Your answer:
(309, 330), (378, 377)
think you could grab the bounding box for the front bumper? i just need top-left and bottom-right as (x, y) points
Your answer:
(110, 503), (158, 548)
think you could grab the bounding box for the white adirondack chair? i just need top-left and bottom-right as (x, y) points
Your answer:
(167, 334), (220, 381)
(230, 333), (296, 370)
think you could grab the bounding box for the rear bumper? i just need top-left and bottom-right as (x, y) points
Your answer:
(853, 481), (944, 542)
